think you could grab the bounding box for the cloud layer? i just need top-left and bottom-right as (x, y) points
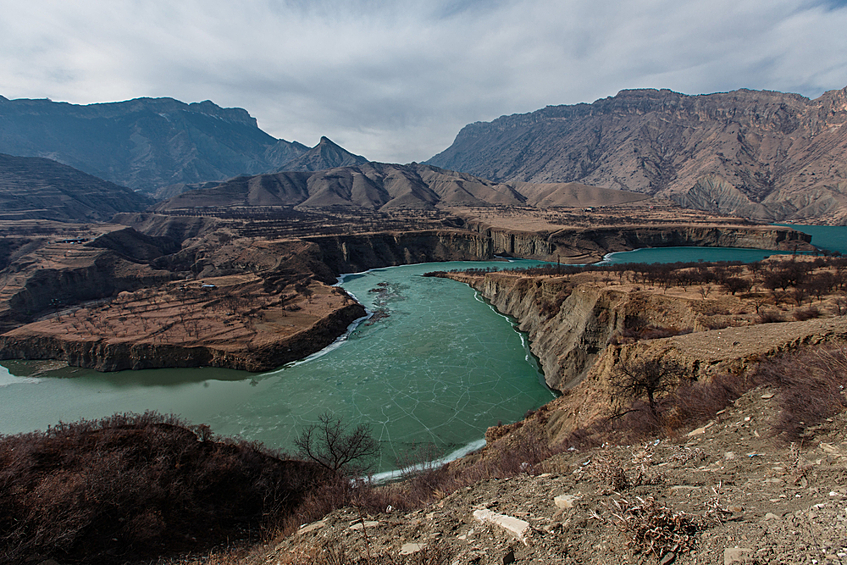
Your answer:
(1, 0), (846, 163)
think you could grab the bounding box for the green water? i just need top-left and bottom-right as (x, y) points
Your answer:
(0, 259), (555, 472)
(6, 230), (844, 472)
(775, 225), (847, 255)
(602, 246), (792, 264)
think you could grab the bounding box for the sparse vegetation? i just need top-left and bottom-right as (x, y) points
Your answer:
(0, 412), (328, 565)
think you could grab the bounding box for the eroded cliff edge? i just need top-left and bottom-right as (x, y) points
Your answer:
(439, 260), (847, 449)
(0, 217), (816, 373)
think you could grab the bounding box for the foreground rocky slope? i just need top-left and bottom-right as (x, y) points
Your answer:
(268, 385), (847, 565)
(428, 86), (847, 224)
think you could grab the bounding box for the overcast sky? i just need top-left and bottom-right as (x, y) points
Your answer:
(1, 0), (846, 163)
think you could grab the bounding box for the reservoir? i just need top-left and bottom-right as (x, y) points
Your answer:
(1, 230), (842, 472)
(0, 259), (555, 472)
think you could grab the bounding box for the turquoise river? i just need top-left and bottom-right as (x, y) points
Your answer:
(1, 226), (843, 472)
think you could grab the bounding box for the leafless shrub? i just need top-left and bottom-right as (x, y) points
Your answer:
(752, 347), (847, 441)
(792, 305), (821, 321)
(0, 412), (326, 564)
(758, 310), (784, 323)
(294, 412), (380, 476)
(610, 496), (704, 560)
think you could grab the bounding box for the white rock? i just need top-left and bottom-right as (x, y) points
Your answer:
(724, 547), (753, 564)
(349, 520), (379, 531)
(554, 494), (579, 509)
(473, 508), (530, 543)
(400, 543), (426, 555)
(297, 519), (326, 535)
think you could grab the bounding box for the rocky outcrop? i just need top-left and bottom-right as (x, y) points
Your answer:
(0, 302), (365, 372)
(446, 272), (632, 391)
(464, 222), (814, 262)
(305, 230), (495, 274)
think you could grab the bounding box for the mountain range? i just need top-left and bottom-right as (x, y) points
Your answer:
(428, 86), (847, 223)
(0, 96), (365, 193)
(154, 162), (647, 212)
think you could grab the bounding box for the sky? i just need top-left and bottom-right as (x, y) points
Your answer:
(1, 0), (846, 164)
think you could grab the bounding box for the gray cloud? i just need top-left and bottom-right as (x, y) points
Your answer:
(1, 0), (845, 163)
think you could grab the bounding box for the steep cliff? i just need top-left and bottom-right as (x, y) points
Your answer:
(447, 271), (704, 391)
(305, 230), (494, 274)
(464, 222), (813, 262)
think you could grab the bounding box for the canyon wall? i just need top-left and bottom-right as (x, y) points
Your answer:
(465, 222), (814, 262)
(305, 223), (812, 275)
(448, 272), (642, 391)
(305, 230), (494, 274)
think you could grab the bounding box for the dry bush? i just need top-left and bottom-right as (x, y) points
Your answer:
(0, 412), (327, 565)
(752, 348), (847, 441)
(792, 305), (821, 321)
(660, 373), (746, 433)
(758, 310), (784, 323)
(610, 496), (704, 559)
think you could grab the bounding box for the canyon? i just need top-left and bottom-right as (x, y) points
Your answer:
(0, 203), (814, 373)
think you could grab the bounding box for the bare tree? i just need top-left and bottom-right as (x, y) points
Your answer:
(294, 413), (380, 476)
(610, 357), (689, 420)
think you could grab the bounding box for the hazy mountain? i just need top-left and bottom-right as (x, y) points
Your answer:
(428, 86), (847, 223)
(0, 153), (153, 222)
(0, 96), (309, 192)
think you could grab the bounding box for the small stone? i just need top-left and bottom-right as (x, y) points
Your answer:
(688, 426), (707, 437)
(820, 442), (840, 455)
(473, 509), (530, 543)
(728, 505), (744, 513)
(503, 548), (516, 564)
(400, 543), (426, 555)
(724, 451), (737, 460)
(554, 494), (579, 509)
(761, 392), (774, 399)
(724, 547), (753, 564)
(660, 551), (676, 565)
(297, 519), (326, 535)
(763, 512), (780, 521)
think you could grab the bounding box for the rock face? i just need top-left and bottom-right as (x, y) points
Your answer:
(465, 221), (813, 262)
(428, 86), (847, 224)
(0, 153), (153, 221)
(448, 272), (627, 390)
(0, 96), (309, 192)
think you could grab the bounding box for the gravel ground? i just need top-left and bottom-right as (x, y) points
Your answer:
(266, 385), (847, 565)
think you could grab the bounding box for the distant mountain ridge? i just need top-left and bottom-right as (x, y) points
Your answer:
(154, 162), (648, 212)
(0, 153), (153, 222)
(0, 96), (365, 193)
(428, 86), (847, 224)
